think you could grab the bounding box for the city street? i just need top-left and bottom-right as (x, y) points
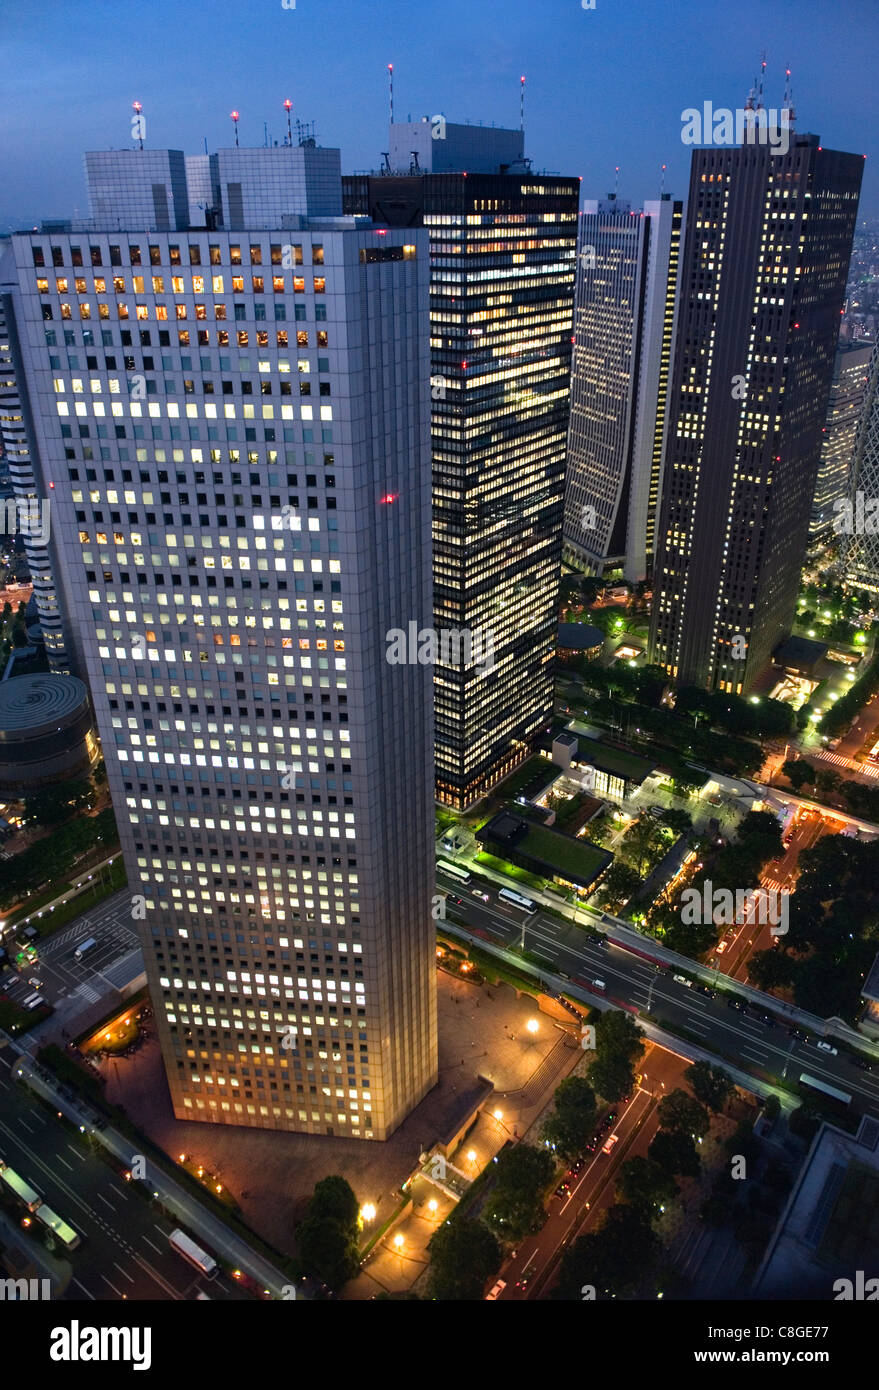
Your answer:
(0, 1048), (247, 1301)
(440, 884), (879, 1116)
(497, 1043), (689, 1300)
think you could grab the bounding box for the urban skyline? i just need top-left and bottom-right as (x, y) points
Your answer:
(1, 0), (879, 1329)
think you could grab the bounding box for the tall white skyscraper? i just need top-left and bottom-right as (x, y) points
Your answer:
(0, 139), (438, 1140)
(563, 195), (683, 583)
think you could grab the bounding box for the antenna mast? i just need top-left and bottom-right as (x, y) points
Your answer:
(520, 75), (525, 131)
(284, 98), (293, 146)
(783, 66), (796, 127)
(230, 110), (240, 147)
(388, 64), (394, 125)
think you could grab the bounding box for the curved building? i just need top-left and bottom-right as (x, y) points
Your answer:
(0, 673), (95, 793)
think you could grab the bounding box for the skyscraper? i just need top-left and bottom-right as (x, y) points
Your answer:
(809, 339), (874, 543)
(344, 122), (579, 808)
(0, 296), (74, 669)
(563, 194), (682, 582)
(0, 137), (438, 1140)
(842, 344), (879, 598)
(649, 129), (863, 692)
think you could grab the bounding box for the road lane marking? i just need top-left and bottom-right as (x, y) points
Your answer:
(72, 1277), (96, 1300)
(113, 1261), (135, 1284)
(142, 1235), (162, 1254)
(96, 1191), (117, 1211)
(101, 1274), (124, 1297)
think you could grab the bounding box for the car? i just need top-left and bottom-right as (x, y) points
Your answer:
(28, 977), (42, 989)
(727, 997), (745, 1011)
(672, 973), (693, 987)
(855, 1058), (873, 1072)
(816, 1041), (838, 1055)
(602, 1134), (619, 1155)
(696, 984), (715, 998)
(448, 895), (464, 906)
(485, 1280), (506, 1300)
(470, 889), (490, 901)
(788, 1027), (802, 1039)
(715, 940), (728, 954)
(760, 1013), (776, 1026)
(556, 1180), (570, 1197)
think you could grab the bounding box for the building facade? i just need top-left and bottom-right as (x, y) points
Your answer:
(563, 195), (683, 583)
(810, 339), (874, 544)
(842, 343), (879, 599)
(649, 131), (863, 692)
(0, 142), (438, 1140)
(344, 123), (579, 808)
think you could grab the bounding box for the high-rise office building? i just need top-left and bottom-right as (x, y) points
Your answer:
(843, 344), (879, 598)
(0, 138), (438, 1140)
(344, 122), (579, 808)
(563, 194), (682, 582)
(809, 339), (874, 543)
(0, 295), (74, 669)
(649, 128), (863, 692)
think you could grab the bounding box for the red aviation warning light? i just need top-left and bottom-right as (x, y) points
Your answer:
(380, 493), (398, 504)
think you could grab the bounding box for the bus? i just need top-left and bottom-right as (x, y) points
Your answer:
(35, 1204), (81, 1250)
(498, 887), (537, 914)
(799, 1073), (852, 1106)
(437, 860), (471, 887)
(74, 937), (97, 961)
(0, 1164), (42, 1211)
(168, 1228), (218, 1278)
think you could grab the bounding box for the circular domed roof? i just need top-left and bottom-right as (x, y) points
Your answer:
(0, 673), (90, 736)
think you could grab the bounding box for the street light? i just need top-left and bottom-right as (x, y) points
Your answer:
(392, 1233), (404, 1251)
(428, 1199), (438, 1214)
(360, 1203), (376, 1225)
(526, 1018), (539, 1035)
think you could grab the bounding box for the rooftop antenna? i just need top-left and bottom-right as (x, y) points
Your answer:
(381, 151), (391, 173)
(230, 110), (240, 147)
(520, 75), (525, 132)
(132, 101), (144, 151)
(388, 63), (394, 126)
(264, 121), (268, 148)
(783, 66), (796, 127)
(757, 50), (767, 109)
(608, 165), (620, 200)
(284, 98), (293, 146)
(659, 162), (667, 196)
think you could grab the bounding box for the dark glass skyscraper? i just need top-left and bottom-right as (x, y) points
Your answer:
(345, 123), (578, 807)
(649, 129), (863, 692)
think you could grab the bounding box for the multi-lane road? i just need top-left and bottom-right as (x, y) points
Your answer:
(1, 889), (140, 1032)
(440, 884), (879, 1115)
(0, 1047), (247, 1300)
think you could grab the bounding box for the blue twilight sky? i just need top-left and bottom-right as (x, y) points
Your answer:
(2, 0), (877, 230)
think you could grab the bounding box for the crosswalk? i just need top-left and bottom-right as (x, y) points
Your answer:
(812, 750), (879, 778)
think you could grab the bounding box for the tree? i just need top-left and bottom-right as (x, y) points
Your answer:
(781, 758), (815, 793)
(815, 768), (841, 798)
(657, 1088), (710, 1138)
(556, 1204), (659, 1299)
(296, 1213), (359, 1290)
(597, 861), (640, 911)
(648, 1128), (701, 1178)
(309, 1175), (359, 1229)
(684, 1061), (734, 1113)
(589, 1010), (644, 1102)
(659, 808), (693, 835)
(427, 1219), (501, 1301)
(747, 947), (797, 992)
(484, 1144), (554, 1241)
(296, 1173), (361, 1291)
(615, 1156), (678, 1217)
(541, 1077), (597, 1161)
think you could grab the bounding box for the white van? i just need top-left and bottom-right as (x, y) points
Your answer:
(591, 979), (607, 993)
